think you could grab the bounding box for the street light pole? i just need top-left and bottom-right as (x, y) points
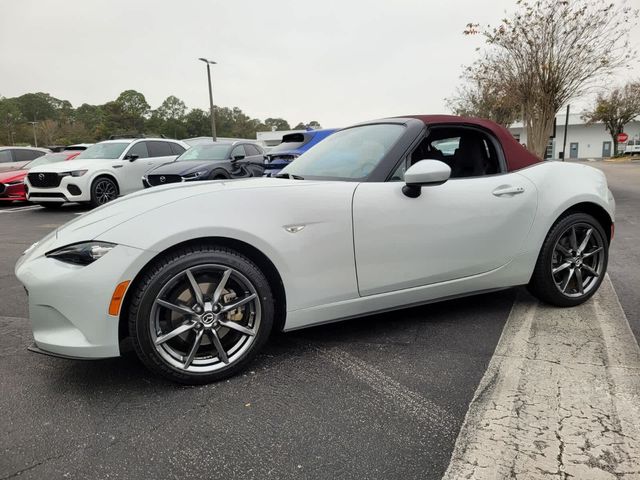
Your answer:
(28, 121), (38, 147)
(198, 58), (217, 142)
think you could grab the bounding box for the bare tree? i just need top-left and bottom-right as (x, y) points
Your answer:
(583, 81), (640, 155)
(447, 77), (521, 127)
(463, 0), (638, 158)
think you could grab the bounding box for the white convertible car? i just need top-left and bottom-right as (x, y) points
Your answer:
(15, 115), (615, 383)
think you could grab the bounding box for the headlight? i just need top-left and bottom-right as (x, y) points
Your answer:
(46, 241), (116, 266)
(182, 170), (208, 180)
(60, 170), (88, 178)
(6, 179), (24, 185)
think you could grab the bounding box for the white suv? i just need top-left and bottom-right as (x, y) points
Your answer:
(26, 138), (189, 208)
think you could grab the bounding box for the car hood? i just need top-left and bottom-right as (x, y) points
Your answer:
(28, 158), (114, 173)
(148, 160), (220, 175)
(0, 169), (27, 182)
(26, 178), (327, 255)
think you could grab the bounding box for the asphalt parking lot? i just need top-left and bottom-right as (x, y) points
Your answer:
(1, 160), (639, 479)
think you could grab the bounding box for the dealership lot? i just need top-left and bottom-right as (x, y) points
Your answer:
(1, 161), (639, 479)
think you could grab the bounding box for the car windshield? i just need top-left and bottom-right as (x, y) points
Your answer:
(24, 152), (70, 169)
(281, 124), (405, 180)
(76, 142), (129, 159)
(176, 144), (230, 161)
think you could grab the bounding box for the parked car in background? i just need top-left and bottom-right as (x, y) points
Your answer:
(26, 138), (189, 208)
(0, 147), (51, 173)
(143, 141), (265, 187)
(624, 139), (640, 155)
(262, 129), (336, 177)
(0, 150), (83, 203)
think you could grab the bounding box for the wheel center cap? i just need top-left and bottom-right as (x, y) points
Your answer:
(201, 312), (215, 325)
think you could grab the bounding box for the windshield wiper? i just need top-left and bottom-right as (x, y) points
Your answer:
(274, 173), (304, 180)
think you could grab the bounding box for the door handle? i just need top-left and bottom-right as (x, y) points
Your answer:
(112, 165), (123, 168)
(492, 185), (525, 196)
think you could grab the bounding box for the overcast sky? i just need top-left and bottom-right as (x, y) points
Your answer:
(1, 0), (639, 128)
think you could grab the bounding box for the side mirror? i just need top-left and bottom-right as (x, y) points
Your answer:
(232, 155), (245, 161)
(123, 154), (139, 162)
(402, 159), (451, 198)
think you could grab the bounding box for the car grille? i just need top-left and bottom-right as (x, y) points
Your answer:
(29, 192), (66, 198)
(28, 172), (62, 188)
(146, 174), (182, 186)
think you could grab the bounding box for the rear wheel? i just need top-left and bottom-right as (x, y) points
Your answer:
(128, 245), (274, 384)
(528, 212), (608, 307)
(90, 177), (118, 207)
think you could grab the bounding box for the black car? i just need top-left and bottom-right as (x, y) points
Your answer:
(142, 141), (265, 188)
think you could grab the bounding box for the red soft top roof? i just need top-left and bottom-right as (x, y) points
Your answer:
(402, 114), (541, 172)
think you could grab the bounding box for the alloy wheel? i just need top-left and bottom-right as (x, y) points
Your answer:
(551, 222), (605, 298)
(94, 180), (117, 204)
(150, 264), (261, 373)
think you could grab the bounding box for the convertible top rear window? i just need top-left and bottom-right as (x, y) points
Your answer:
(281, 124), (405, 180)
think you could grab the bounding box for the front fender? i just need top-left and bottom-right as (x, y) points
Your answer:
(97, 182), (361, 312)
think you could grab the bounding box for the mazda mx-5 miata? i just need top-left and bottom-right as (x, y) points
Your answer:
(15, 115), (615, 384)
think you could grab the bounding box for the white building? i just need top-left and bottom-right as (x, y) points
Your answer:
(509, 114), (640, 159)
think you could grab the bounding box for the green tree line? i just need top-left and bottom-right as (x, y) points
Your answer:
(0, 90), (322, 146)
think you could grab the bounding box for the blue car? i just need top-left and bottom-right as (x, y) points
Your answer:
(263, 128), (336, 176)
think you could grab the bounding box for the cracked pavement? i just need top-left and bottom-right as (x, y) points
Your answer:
(443, 276), (640, 480)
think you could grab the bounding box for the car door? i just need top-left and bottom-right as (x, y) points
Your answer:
(117, 141), (151, 194)
(242, 144), (266, 177)
(352, 132), (538, 296)
(147, 141), (179, 170)
(228, 144), (262, 178)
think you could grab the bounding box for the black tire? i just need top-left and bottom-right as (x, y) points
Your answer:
(37, 203), (63, 209)
(208, 170), (229, 180)
(128, 244), (274, 384)
(90, 176), (118, 208)
(528, 212), (609, 307)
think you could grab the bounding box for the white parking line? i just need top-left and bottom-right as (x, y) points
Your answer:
(316, 345), (456, 435)
(0, 205), (43, 213)
(443, 275), (640, 479)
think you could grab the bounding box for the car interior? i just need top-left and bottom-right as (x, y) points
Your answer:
(391, 127), (502, 181)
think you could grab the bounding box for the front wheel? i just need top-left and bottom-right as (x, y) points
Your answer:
(90, 177), (118, 208)
(528, 212), (608, 307)
(128, 245), (274, 384)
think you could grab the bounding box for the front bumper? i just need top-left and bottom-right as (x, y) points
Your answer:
(25, 177), (89, 203)
(16, 243), (152, 358)
(0, 182), (27, 201)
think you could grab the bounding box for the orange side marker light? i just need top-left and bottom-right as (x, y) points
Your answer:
(109, 281), (130, 316)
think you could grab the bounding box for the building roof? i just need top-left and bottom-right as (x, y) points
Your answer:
(403, 114), (541, 172)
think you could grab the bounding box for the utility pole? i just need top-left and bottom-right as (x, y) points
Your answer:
(198, 58), (217, 141)
(28, 121), (38, 147)
(561, 105), (570, 161)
